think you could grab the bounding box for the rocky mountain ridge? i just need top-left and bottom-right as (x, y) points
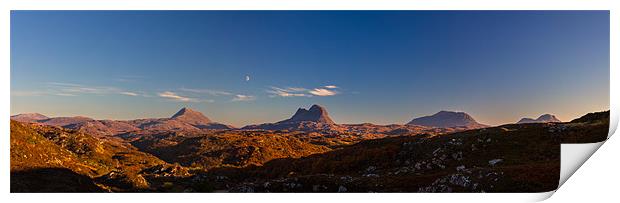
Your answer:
(12, 106), (585, 137)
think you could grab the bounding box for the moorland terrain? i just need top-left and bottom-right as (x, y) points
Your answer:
(10, 105), (610, 192)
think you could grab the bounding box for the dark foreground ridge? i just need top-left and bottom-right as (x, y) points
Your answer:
(11, 168), (104, 193)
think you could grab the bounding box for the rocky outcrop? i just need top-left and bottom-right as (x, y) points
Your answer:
(242, 104), (338, 131)
(282, 105), (335, 124)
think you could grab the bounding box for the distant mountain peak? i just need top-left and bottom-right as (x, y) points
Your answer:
(171, 107), (197, 118)
(517, 114), (561, 124)
(435, 111), (473, 118)
(241, 104), (337, 131)
(12, 113), (48, 119)
(407, 110), (487, 129)
(10, 113), (49, 123)
(537, 114), (559, 121)
(516, 118), (536, 123)
(170, 107), (212, 124)
(285, 104), (334, 124)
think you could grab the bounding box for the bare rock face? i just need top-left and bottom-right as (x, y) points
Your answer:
(407, 111), (488, 129)
(517, 114), (561, 124)
(280, 105), (335, 124)
(242, 104), (338, 131)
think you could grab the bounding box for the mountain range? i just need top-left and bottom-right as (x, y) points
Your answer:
(10, 108), (233, 137)
(12, 104), (565, 135)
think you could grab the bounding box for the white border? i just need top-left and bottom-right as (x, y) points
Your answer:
(559, 142), (606, 187)
(1, 1), (617, 202)
(0, 0), (613, 10)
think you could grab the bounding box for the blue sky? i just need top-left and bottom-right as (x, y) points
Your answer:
(11, 11), (609, 126)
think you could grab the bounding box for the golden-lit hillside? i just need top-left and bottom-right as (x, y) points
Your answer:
(10, 121), (189, 192)
(10, 111), (610, 192)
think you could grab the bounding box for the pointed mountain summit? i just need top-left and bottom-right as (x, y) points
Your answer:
(128, 107), (233, 131)
(281, 104), (335, 124)
(170, 107), (213, 125)
(161, 107), (233, 130)
(407, 111), (488, 129)
(517, 114), (561, 124)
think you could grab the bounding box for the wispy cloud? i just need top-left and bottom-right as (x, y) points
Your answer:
(47, 82), (83, 87)
(120, 91), (139, 96)
(267, 86), (310, 97)
(11, 91), (47, 97)
(232, 94), (256, 102)
(46, 82), (146, 97)
(158, 91), (198, 102)
(15, 82), (150, 99)
(286, 87), (308, 92)
(309, 88), (338, 96)
(179, 88), (233, 96)
(267, 85), (340, 97)
(54, 93), (76, 97)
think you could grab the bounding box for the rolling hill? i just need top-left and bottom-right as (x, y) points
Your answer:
(407, 111), (489, 129)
